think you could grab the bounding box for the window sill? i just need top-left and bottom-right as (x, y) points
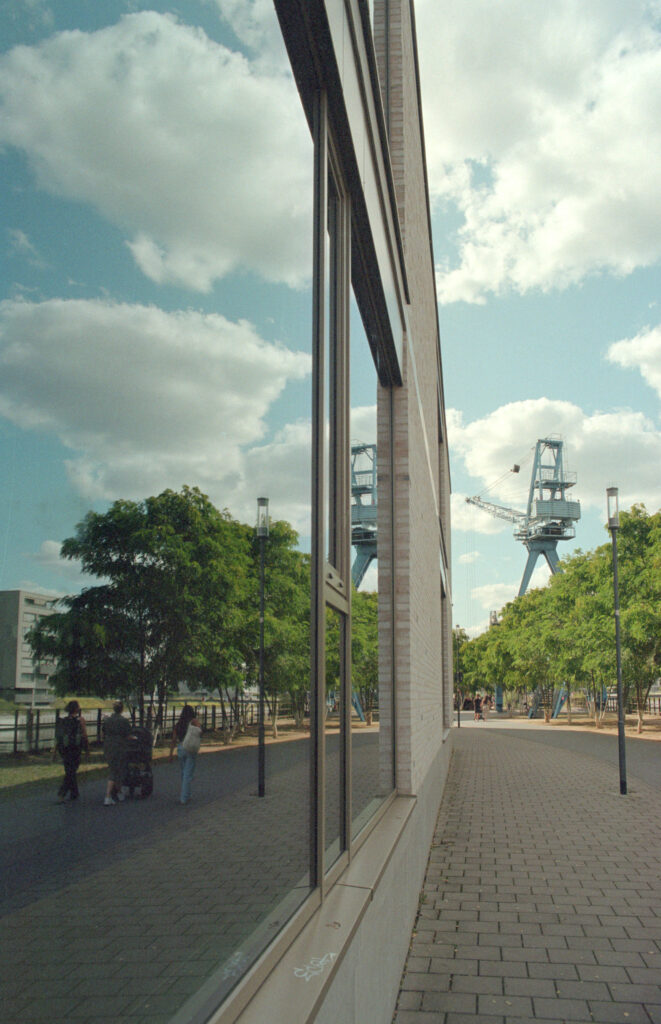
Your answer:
(229, 794), (416, 1024)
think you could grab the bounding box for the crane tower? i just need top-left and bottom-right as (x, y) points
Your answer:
(466, 438), (580, 596)
(351, 442), (377, 587)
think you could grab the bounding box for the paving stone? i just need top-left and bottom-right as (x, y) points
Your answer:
(609, 982), (661, 1002)
(422, 991), (476, 1013)
(586, 1000), (653, 1023)
(532, 996), (590, 1019)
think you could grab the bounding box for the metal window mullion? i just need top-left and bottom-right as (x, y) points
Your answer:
(311, 89), (328, 893)
(388, 385), (397, 792)
(337, 189), (352, 855)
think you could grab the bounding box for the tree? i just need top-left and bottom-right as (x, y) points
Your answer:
(30, 487), (250, 726)
(352, 589), (378, 720)
(459, 504), (661, 732)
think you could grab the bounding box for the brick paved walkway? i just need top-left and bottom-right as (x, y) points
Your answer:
(394, 723), (661, 1024)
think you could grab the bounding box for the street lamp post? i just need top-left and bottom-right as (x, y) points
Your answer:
(607, 487), (627, 796)
(256, 497), (269, 798)
(455, 624), (461, 728)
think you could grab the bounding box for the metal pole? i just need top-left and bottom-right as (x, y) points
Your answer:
(455, 626), (460, 728)
(258, 532), (266, 797)
(610, 526), (627, 795)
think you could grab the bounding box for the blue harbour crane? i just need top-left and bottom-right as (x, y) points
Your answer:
(351, 442), (377, 588)
(466, 438), (581, 597)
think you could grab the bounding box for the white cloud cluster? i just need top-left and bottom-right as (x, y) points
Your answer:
(449, 396), (661, 521)
(416, 0), (661, 303)
(608, 324), (661, 399)
(471, 564), (551, 614)
(212, 0), (290, 70)
(0, 297), (312, 527)
(0, 11), (312, 291)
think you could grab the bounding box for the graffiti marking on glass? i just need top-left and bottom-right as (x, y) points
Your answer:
(221, 951), (250, 980)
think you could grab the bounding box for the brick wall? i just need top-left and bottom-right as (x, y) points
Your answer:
(374, 0), (452, 795)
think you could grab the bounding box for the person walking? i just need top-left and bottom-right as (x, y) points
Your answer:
(102, 701), (131, 805)
(54, 700), (89, 803)
(473, 694), (482, 722)
(169, 705), (202, 805)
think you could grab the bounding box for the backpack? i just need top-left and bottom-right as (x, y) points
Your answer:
(56, 715), (83, 755)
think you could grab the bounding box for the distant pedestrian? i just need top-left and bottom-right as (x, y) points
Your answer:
(102, 701), (131, 806)
(474, 695), (482, 721)
(169, 705), (203, 805)
(54, 700), (89, 803)
(482, 695), (490, 722)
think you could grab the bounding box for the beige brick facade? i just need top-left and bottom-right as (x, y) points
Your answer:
(375, 0), (452, 795)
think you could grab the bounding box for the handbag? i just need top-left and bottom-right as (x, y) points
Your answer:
(181, 723), (202, 755)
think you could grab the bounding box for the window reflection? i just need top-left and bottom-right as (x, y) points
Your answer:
(0, 2), (312, 1021)
(324, 603), (344, 869)
(350, 294), (394, 839)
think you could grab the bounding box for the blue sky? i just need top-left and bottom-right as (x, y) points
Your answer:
(415, 0), (661, 633)
(1, 0), (661, 639)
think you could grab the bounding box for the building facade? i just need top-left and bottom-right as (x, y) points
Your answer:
(0, 1), (453, 1021)
(212, 2), (454, 1021)
(0, 591), (56, 705)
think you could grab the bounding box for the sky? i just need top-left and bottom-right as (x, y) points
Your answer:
(1, 0), (661, 636)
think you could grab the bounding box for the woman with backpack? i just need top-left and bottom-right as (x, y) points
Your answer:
(168, 704), (202, 805)
(55, 700), (89, 803)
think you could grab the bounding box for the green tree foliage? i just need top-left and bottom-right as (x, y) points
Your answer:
(352, 589), (378, 716)
(31, 488), (250, 724)
(460, 505), (661, 731)
(29, 488), (317, 737)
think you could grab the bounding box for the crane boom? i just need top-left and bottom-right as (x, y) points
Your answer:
(465, 495), (526, 527)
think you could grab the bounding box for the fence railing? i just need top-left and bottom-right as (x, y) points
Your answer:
(0, 697), (297, 755)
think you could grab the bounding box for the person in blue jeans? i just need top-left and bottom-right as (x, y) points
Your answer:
(168, 704), (202, 804)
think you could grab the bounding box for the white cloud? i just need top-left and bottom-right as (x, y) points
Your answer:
(30, 539), (90, 590)
(471, 564), (550, 612)
(415, 0), (661, 303)
(212, 0), (290, 70)
(0, 297), (312, 526)
(350, 405), (377, 446)
(458, 550), (481, 565)
(7, 228), (46, 268)
(357, 562), (378, 592)
(452, 493), (508, 536)
(608, 324), (661, 399)
(449, 397), (661, 517)
(0, 11), (312, 292)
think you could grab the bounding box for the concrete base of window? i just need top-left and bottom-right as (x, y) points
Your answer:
(235, 733), (453, 1024)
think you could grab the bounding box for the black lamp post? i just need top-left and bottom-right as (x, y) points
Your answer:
(607, 487), (627, 795)
(455, 624), (461, 728)
(256, 497), (269, 797)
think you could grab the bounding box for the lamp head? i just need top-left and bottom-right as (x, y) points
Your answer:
(256, 496), (269, 538)
(606, 487), (619, 530)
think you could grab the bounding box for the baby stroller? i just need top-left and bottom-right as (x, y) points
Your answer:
(123, 725), (154, 798)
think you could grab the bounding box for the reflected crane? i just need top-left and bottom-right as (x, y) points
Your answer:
(466, 438), (581, 597)
(351, 442), (377, 588)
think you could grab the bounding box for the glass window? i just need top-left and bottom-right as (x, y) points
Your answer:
(350, 293), (394, 838)
(324, 603), (344, 868)
(1, 2), (313, 1020)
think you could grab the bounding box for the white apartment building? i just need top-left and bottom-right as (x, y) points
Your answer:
(0, 590), (56, 705)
